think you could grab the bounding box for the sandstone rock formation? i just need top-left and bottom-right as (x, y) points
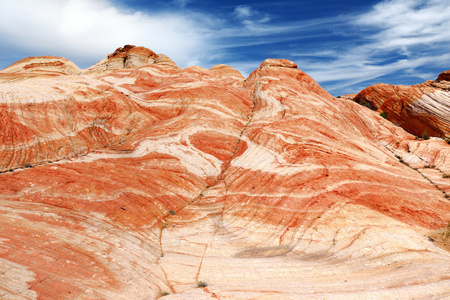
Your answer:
(82, 45), (180, 75)
(354, 71), (450, 138)
(437, 70), (450, 82)
(0, 46), (450, 299)
(0, 56), (81, 76)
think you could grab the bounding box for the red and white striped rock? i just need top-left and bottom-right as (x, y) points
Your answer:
(354, 71), (450, 138)
(0, 48), (449, 299)
(0, 56), (81, 75)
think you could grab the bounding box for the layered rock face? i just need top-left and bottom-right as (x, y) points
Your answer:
(354, 71), (450, 138)
(0, 56), (81, 76)
(1, 46), (450, 299)
(437, 70), (450, 82)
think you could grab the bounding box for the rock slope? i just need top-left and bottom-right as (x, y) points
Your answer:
(354, 71), (450, 138)
(0, 46), (450, 299)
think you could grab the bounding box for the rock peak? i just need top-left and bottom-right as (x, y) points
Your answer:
(436, 70), (450, 82)
(107, 44), (136, 59)
(106, 44), (157, 70)
(107, 44), (156, 60)
(81, 44), (176, 74)
(260, 58), (298, 69)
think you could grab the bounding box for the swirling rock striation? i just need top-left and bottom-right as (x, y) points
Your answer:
(0, 47), (450, 299)
(0, 56), (81, 76)
(354, 71), (450, 138)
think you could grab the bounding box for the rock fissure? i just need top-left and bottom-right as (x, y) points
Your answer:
(157, 224), (175, 295)
(386, 141), (449, 201)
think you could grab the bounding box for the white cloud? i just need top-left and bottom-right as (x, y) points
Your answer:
(0, 0), (214, 68)
(233, 5), (271, 28)
(355, 0), (450, 51)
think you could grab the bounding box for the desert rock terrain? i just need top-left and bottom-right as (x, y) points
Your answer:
(0, 45), (449, 299)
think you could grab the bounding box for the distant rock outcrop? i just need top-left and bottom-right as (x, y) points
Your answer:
(83, 44), (180, 75)
(0, 56), (81, 75)
(106, 44), (157, 69)
(0, 47), (450, 299)
(354, 71), (450, 138)
(436, 70), (450, 82)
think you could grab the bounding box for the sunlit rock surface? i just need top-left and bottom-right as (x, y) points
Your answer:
(1, 47), (450, 299)
(354, 71), (450, 138)
(0, 56), (81, 76)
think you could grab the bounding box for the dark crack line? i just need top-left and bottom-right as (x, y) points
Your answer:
(342, 100), (449, 201)
(158, 81), (259, 292)
(156, 223), (175, 294)
(192, 81), (261, 287)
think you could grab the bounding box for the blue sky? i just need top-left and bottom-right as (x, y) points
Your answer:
(0, 0), (449, 95)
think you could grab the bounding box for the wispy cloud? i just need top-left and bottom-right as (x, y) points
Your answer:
(232, 5), (271, 28)
(290, 0), (450, 93)
(221, 0), (450, 94)
(355, 0), (450, 51)
(234, 5), (254, 19)
(306, 53), (450, 92)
